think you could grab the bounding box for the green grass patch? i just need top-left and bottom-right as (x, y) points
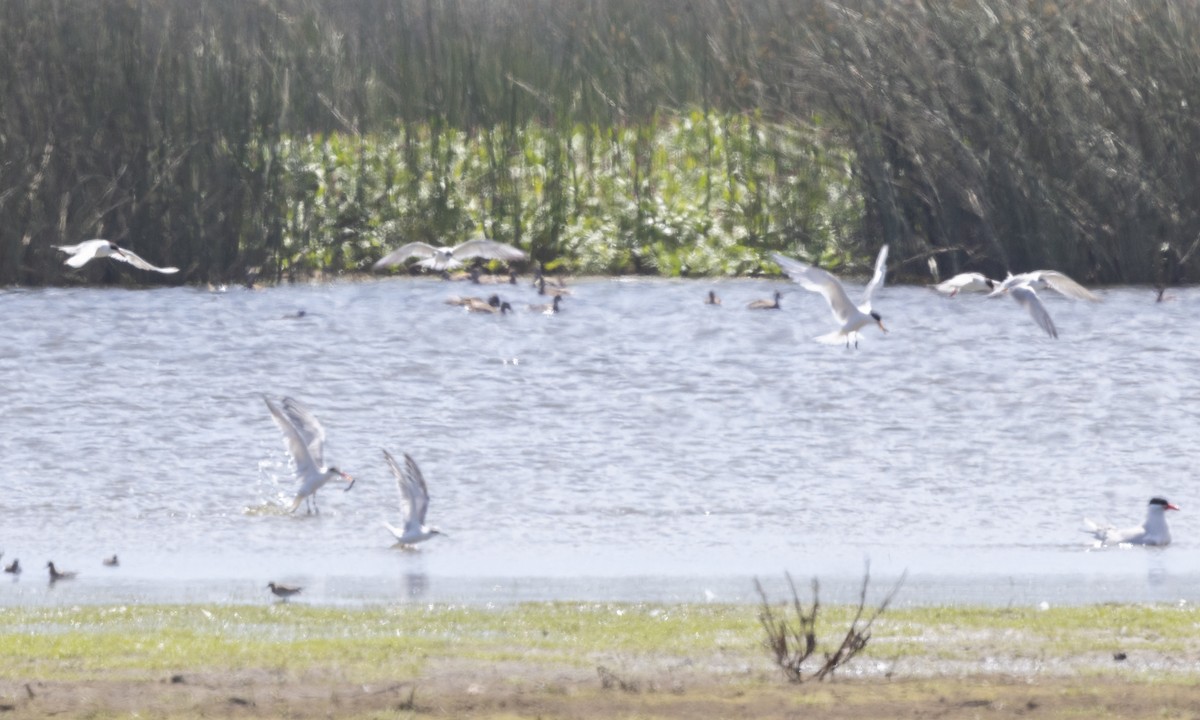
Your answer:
(1, 602), (1198, 681)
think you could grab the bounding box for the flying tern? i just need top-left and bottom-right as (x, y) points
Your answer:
(935, 272), (996, 296)
(55, 239), (179, 274)
(382, 450), (444, 547)
(264, 396), (354, 514)
(771, 245), (888, 347)
(988, 269), (1097, 338)
(373, 238), (527, 273)
(989, 269), (1100, 301)
(1084, 497), (1178, 546)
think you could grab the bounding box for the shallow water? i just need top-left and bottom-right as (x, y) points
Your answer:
(1, 277), (1198, 607)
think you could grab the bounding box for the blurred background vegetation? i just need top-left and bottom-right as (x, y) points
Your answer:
(1, 0), (1197, 286)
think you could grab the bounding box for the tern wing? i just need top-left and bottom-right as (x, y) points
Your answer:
(112, 246), (179, 274)
(264, 396), (321, 477)
(1009, 286), (1057, 338)
(1083, 518), (1141, 544)
(1035, 270), (1100, 302)
(372, 242), (438, 270)
(276, 397), (327, 468)
(451, 238), (527, 263)
(860, 244), (888, 310)
(772, 253), (856, 325)
(384, 449), (430, 528)
(55, 239), (107, 268)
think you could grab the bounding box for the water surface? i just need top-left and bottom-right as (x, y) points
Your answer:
(1, 277), (1197, 607)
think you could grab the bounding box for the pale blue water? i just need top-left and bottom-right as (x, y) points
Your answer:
(1, 277), (1198, 606)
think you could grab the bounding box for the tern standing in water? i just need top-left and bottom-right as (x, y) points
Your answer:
(264, 396), (354, 514)
(771, 245), (888, 348)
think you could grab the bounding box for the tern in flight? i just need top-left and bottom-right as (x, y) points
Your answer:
(264, 396), (354, 514)
(990, 270), (1100, 302)
(934, 272), (996, 296)
(988, 269), (1099, 338)
(1084, 497), (1178, 547)
(382, 450), (444, 547)
(373, 238), (526, 273)
(771, 245), (888, 347)
(55, 239), (179, 274)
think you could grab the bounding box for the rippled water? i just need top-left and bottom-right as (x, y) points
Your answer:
(1, 277), (1198, 606)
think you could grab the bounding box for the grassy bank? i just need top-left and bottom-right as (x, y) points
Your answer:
(1, 601), (1197, 718)
(2, 601), (1198, 679)
(1, 602), (1197, 718)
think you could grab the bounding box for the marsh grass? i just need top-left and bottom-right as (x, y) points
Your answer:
(1, 601), (1199, 683)
(5, 1), (1198, 286)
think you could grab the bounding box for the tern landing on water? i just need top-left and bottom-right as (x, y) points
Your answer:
(771, 245), (888, 348)
(55, 239), (179, 274)
(382, 450), (443, 547)
(372, 238), (527, 273)
(987, 269), (1099, 338)
(1084, 497), (1178, 547)
(264, 396), (354, 514)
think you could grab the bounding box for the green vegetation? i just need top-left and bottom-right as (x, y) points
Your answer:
(277, 117), (859, 277)
(1, 602), (1197, 681)
(1, 1), (1198, 286)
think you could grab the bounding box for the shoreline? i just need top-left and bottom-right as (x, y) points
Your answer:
(0, 602), (1196, 718)
(1, 564), (1196, 609)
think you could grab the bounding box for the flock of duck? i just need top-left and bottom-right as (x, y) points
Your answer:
(21, 235), (1178, 598)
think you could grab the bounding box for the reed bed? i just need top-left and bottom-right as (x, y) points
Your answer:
(0, 0), (1196, 285)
